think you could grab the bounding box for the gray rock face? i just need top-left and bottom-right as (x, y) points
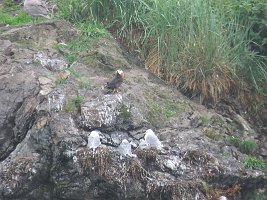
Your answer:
(0, 54), (40, 160)
(81, 94), (123, 129)
(0, 20), (266, 200)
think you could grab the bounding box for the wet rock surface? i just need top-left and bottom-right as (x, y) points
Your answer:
(0, 20), (266, 200)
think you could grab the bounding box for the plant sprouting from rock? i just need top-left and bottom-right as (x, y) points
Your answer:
(65, 95), (83, 112)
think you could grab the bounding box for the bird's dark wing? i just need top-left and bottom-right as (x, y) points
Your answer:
(106, 73), (120, 89)
(106, 81), (116, 89)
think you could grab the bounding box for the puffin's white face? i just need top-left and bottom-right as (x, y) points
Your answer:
(116, 70), (124, 75)
(116, 69), (125, 79)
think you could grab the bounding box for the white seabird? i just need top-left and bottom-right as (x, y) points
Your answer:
(144, 129), (163, 150)
(138, 139), (149, 149)
(118, 139), (136, 157)
(87, 131), (101, 150)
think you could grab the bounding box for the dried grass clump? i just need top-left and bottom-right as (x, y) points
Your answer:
(135, 148), (158, 166)
(2, 157), (34, 190)
(206, 184), (241, 199)
(77, 147), (112, 176)
(145, 44), (238, 105)
(145, 47), (161, 76)
(127, 158), (151, 180)
(183, 150), (215, 166)
(147, 180), (204, 200)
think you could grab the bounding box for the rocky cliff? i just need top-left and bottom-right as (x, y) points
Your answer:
(0, 20), (266, 200)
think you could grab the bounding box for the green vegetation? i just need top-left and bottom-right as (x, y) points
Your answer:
(239, 139), (258, 154)
(118, 105), (131, 122)
(201, 181), (209, 192)
(228, 136), (258, 154)
(228, 122), (239, 132)
(200, 114), (209, 125)
(210, 116), (225, 127)
(54, 0), (267, 112)
(227, 136), (242, 147)
(55, 77), (67, 85)
(53, 38), (87, 64)
(243, 156), (267, 172)
(52, 23), (108, 64)
(145, 96), (179, 128)
(244, 191), (267, 200)
(65, 95), (83, 112)
(67, 67), (81, 78)
(164, 102), (177, 118)
(146, 99), (166, 128)
(203, 128), (222, 141)
(0, 0), (48, 25)
(2, 0), (17, 8)
(0, 11), (33, 25)
(79, 80), (93, 89)
(222, 0), (267, 56)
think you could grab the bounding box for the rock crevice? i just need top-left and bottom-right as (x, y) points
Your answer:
(0, 21), (266, 200)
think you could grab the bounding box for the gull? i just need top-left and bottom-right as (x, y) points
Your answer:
(118, 139), (136, 157)
(24, 0), (50, 24)
(144, 129), (163, 150)
(87, 131), (101, 150)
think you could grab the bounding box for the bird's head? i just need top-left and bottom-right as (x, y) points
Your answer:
(89, 130), (100, 139)
(145, 129), (155, 137)
(116, 69), (125, 79)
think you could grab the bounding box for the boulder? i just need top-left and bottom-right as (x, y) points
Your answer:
(0, 20), (266, 200)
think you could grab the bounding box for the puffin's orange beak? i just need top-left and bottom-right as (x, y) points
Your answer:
(120, 72), (125, 79)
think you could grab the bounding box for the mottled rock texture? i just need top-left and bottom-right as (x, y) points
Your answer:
(0, 20), (266, 200)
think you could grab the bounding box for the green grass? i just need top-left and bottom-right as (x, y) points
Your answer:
(227, 136), (242, 147)
(164, 102), (177, 118)
(227, 136), (258, 154)
(52, 22), (108, 64)
(200, 114), (209, 125)
(203, 128), (222, 141)
(66, 67), (81, 78)
(118, 105), (131, 122)
(79, 81), (93, 89)
(0, 11), (33, 25)
(65, 95), (83, 112)
(144, 96), (179, 128)
(243, 156), (267, 172)
(54, 0), (267, 111)
(1, 0), (21, 12)
(146, 99), (166, 128)
(239, 139), (258, 154)
(0, 0), (50, 26)
(53, 38), (87, 64)
(55, 77), (67, 85)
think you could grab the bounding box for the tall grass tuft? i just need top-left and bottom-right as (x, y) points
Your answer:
(55, 0), (267, 109)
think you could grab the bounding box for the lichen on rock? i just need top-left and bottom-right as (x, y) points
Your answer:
(0, 19), (266, 200)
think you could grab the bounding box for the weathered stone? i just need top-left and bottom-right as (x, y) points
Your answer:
(81, 94), (123, 129)
(38, 76), (54, 95)
(0, 20), (266, 200)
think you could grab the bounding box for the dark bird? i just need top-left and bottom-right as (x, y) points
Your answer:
(105, 70), (125, 93)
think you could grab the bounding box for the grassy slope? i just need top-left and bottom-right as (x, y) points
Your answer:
(53, 0), (267, 114)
